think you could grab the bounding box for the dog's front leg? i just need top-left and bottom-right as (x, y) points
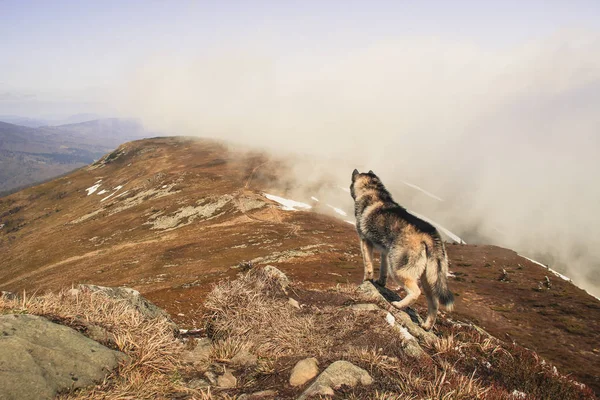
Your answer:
(376, 251), (388, 287)
(360, 239), (375, 281)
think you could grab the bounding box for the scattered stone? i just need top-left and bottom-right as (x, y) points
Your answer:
(544, 276), (552, 289)
(231, 349), (258, 368)
(204, 371), (217, 385)
(347, 303), (382, 312)
(297, 360), (372, 400)
(289, 357), (319, 387)
(218, 370), (237, 388)
(186, 378), (210, 389)
(239, 390), (278, 399)
(288, 297), (301, 309)
(0, 314), (127, 400)
(182, 337), (212, 365)
(263, 265), (290, 290)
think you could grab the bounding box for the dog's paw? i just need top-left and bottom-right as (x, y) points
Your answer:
(420, 322), (433, 331)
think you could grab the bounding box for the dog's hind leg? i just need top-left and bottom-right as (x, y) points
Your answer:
(375, 251), (388, 287)
(420, 276), (439, 331)
(389, 249), (426, 310)
(360, 239), (375, 281)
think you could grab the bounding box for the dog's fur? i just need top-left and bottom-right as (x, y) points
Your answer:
(350, 169), (454, 330)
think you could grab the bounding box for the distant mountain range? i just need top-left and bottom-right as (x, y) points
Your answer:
(0, 118), (151, 194)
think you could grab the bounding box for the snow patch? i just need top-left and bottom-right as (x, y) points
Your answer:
(511, 390), (526, 399)
(385, 312), (396, 326)
(311, 196), (319, 202)
(398, 326), (416, 341)
(264, 193), (312, 211)
(519, 255), (571, 282)
(85, 183), (102, 196)
(409, 210), (466, 244)
(97, 189), (108, 195)
(345, 220), (356, 226)
(338, 186), (351, 194)
(447, 271), (456, 278)
(0, 224), (4, 229)
(401, 180), (444, 202)
(326, 204), (348, 216)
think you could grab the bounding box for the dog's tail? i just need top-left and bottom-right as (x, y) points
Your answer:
(428, 235), (455, 311)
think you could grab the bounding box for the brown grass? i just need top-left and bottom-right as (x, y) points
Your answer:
(1, 268), (596, 399)
(0, 289), (202, 399)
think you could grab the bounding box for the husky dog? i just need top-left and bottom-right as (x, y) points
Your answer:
(350, 169), (454, 330)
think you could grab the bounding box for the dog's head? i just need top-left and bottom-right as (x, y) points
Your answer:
(350, 169), (380, 200)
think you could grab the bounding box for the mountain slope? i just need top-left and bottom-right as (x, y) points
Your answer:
(0, 118), (150, 193)
(0, 136), (598, 393)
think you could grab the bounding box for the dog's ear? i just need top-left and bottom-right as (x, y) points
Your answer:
(352, 169), (359, 179)
(368, 170), (375, 175)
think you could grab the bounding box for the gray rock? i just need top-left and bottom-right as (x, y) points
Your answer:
(289, 357), (319, 387)
(239, 390), (278, 399)
(288, 297), (301, 309)
(297, 360), (372, 400)
(218, 370), (237, 388)
(357, 281), (436, 343)
(0, 314), (127, 400)
(186, 378), (210, 389)
(204, 370), (218, 385)
(182, 337), (212, 365)
(347, 303), (382, 312)
(78, 284), (172, 322)
(231, 349), (258, 368)
(263, 265), (290, 290)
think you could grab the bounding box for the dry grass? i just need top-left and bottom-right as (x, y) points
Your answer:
(0, 288), (196, 399)
(202, 268), (596, 399)
(1, 269), (596, 399)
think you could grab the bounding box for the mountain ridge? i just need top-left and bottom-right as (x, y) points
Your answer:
(0, 136), (598, 394)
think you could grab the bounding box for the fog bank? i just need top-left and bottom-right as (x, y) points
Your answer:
(116, 32), (600, 296)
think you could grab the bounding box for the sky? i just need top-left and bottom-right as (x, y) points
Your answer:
(1, 1), (600, 295)
(1, 0), (599, 113)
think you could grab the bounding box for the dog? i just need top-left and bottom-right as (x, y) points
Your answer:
(350, 169), (454, 330)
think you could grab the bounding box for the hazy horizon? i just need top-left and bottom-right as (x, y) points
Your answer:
(2, 1), (600, 296)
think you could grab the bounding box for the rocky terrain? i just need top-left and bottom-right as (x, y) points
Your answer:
(0, 136), (599, 396)
(1, 267), (596, 399)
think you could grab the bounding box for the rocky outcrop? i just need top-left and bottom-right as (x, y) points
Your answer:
(75, 284), (172, 322)
(297, 360), (372, 399)
(0, 314), (127, 400)
(357, 280), (437, 343)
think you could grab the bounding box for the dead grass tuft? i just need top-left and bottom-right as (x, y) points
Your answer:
(0, 288), (193, 399)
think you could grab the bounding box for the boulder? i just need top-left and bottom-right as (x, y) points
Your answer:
(0, 314), (127, 400)
(289, 357), (319, 387)
(297, 360), (372, 399)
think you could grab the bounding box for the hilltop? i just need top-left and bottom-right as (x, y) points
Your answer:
(0, 136), (599, 395)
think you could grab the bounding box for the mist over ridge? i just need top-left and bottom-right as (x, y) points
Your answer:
(116, 32), (600, 296)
